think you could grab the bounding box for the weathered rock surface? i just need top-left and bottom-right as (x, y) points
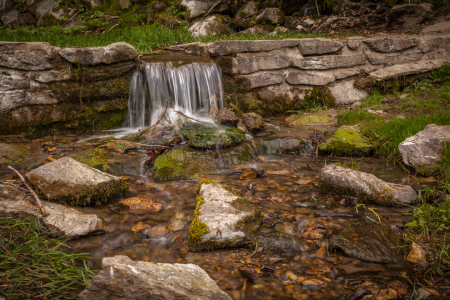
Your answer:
(388, 3), (433, 30)
(209, 40), (302, 56)
(363, 37), (419, 53)
(214, 108), (238, 126)
(0, 183), (107, 239)
(189, 15), (229, 37)
(284, 110), (337, 125)
(25, 157), (128, 206)
(0, 143), (27, 165)
(320, 164), (418, 205)
(292, 54), (366, 70)
(0, 41), (60, 70)
(330, 221), (405, 263)
(165, 42), (210, 56)
(241, 71), (284, 88)
(297, 38), (344, 55)
(79, 255), (232, 300)
(421, 21), (450, 35)
(255, 8), (285, 25)
(59, 42), (138, 66)
(240, 112), (266, 132)
(232, 55), (290, 74)
(370, 60), (446, 80)
(319, 125), (373, 156)
(328, 79), (368, 105)
(179, 0), (208, 20)
(407, 242), (427, 264)
(181, 123), (245, 149)
(286, 70), (335, 85)
(188, 181), (261, 250)
(236, 1), (257, 19)
(262, 137), (308, 154)
(398, 124), (450, 171)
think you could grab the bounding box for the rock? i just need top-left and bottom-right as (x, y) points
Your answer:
(140, 124), (175, 140)
(421, 21), (450, 35)
(237, 119), (249, 134)
(239, 25), (273, 35)
(188, 15), (229, 37)
(214, 108), (238, 126)
(0, 143), (27, 165)
(131, 221), (150, 233)
(118, 0), (131, 9)
(0, 41), (58, 71)
(236, 1), (257, 19)
(144, 225), (168, 238)
(118, 197), (162, 214)
(372, 288), (398, 300)
(181, 123), (245, 149)
(302, 279), (324, 287)
(329, 221), (405, 263)
(35, 0), (59, 16)
(362, 37), (419, 53)
(168, 219), (185, 232)
(329, 79), (368, 105)
(165, 42), (210, 56)
(25, 157), (128, 206)
(59, 42), (138, 66)
(292, 54), (366, 70)
(262, 137), (308, 154)
(297, 38), (344, 56)
(255, 8), (285, 25)
(209, 39), (302, 56)
(351, 101), (362, 110)
(388, 3), (433, 30)
(399, 124), (450, 171)
(241, 71), (284, 89)
(286, 70), (335, 85)
(180, 0), (208, 20)
(79, 255), (232, 300)
(347, 39), (361, 50)
(319, 125), (373, 156)
(269, 26), (289, 36)
(231, 55), (290, 75)
(414, 287), (431, 300)
(370, 60), (447, 81)
(320, 164), (418, 205)
(188, 181), (261, 250)
(284, 110), (337, 125)
(0, 183), (107, 240)
(407, 242), (427, 264)
(303, 19), (315, 28)
(241, 112), (266, 132)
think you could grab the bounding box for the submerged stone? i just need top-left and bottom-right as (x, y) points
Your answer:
(188, 180), (261, 250)
(319, 125), (373, 156)
(262, 137), (308, 154)
(320, 164), (418, 206)
(79, 255), (232, 300)
(284, 110), (337, 125)
(181, 123), (245, 149)
(118, 197), (162, 214)
(0, 143), (28, 165)
(26, 157), (128, 206)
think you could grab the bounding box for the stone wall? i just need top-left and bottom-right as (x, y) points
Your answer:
(166, 33), (450, 116)
(0, 42), (137, 135)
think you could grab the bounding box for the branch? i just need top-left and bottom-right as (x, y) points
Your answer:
(204, 0), (229, 17)
(8, 166), (47, 216)
(172, 110), (206, 123)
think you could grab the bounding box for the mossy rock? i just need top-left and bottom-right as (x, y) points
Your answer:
(180, 123), (245, 149)
(319, 125), (374, 156)
(284, 110), (338, 125)
(0, 143), (28, 165)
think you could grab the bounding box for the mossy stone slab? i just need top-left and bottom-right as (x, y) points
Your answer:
(284, 110), (337, 126)
(0, 143), (28, 165)
(181, 123), (245, 149)
(319, 125), (373, 156)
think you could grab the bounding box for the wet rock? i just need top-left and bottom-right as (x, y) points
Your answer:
(262, 137), (308, 154)
(139, 124), (175, 140)
(329, 221), (405, 263)
(189, 15), (229, 37)
(388, 3), (433, 30)
(255, 8), (285, 25)
(0, 183), (107, 240)
(292, 54), (366, 70)
(284, 110), (337, 125)
(59, 42), (138, 66)
(301, 279), (324, 287)
(214, 108), (238, 126)
(181, 122), (245, 149)
(320, 164), (418, 206)
(188, 181), (261, 250)
(79, 255), (232, 300)
(421, 21), (450, 35)
(25, 157), (128, 206)
(0, 143), (27, 165)
(131, 221), (150, 233)
(240, 112), (266, 133)
(118, 197), (162, 214)
(407, 242), (427, 264)
(398, 124), (450, 172)
(319, 125), (373, 156)
(168, 219), (185, 232)
(144, 225), (168, 238)
(239, 170), (257, 179)
(297, 38), (344, 56)
(165, 42), (210, 56)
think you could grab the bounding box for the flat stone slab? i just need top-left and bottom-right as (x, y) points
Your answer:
(286, 70), (335, 85)
(79, 255), (232, 300)
(241, 71), (284, 89)
(292, 54), (366, 70)
(0, 183), (107, 239)
(0, 41), (58, 71)
(362, 37), (419, 53)
(188, 181), (261, 250)
(209, 39), (302, 56)
(297, 38), (344, 55)
(26, 157), (128, 206)
(284, 110), (337, 125)
(370, 59), (447, 80)
(320, 164), (418, 206)
(232, 55), (290, 74)
(421, 21), (450, 35)
(319, 125), (373, 156)
(399, 124), (450, 171)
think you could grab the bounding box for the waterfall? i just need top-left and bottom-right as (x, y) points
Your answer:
(127, 61), (224, 129)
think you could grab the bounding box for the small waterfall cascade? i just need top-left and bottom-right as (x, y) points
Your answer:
(127, 61), (224, 129)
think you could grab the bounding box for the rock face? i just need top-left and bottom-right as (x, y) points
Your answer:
(240, 112), (266, 132)
(319, 125), (373, 156)
(255, 8), (285, 25)
(25, 157), (128, 206)
(188, 181), (261, 250)
(181, 123), (245, 149)
(0, 183), (107, 239)
(388, 3), (433, 30)
(79, 255), (232, 300)
(189, 15), (229, 37)
(214, 108), (238, 126)
(320, 164), (418, 206)
(422, 22), (450, 35)
(399, 124), (450, 171)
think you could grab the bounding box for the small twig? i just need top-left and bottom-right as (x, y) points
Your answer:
(8, 166), (46, 216)
(0, 181), (30, 194)
(204, 0), (230, 17)
(172, 110), (206, 123)
(63, 11), (81, 26)
(105, 23), (119, 34)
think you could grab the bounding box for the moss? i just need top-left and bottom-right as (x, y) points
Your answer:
(232, 198), (262, 232)
(39, 14), (62, 27)
(188, 194), (210, 247)
(354, 73), (431, 95)
(73, 148), (112, 173)
(196, 179), (218, 194)
(0, 144), (28, 165)
(180, 123), (245, 149)
(319, 125), (373, 156)
(153, 148), (188, 181)
(303, 87), (335, 109)
(285, 111), (336, 125)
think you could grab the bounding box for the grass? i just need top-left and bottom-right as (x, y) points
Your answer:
(0, 216), (95, 299)
(0, 24), (338, 53)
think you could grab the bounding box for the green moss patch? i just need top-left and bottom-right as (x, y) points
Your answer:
(284, 110), (337, 125)
(180, 123), (245, 149)
(187, 194), (210, 247)
(319, 125), (374, 156)
(0, 143), (28, 165)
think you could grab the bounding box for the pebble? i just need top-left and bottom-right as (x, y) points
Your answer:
(407, 242), (427, 264)
(351, 101), (362, 110)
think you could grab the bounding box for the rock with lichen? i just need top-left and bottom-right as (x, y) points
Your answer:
(284, 110), (337, 126)
(180, 122), (245, 149)
(319, 125), (373, 156)
(188, 180), (261, 250)
(240, 112), (266, 133)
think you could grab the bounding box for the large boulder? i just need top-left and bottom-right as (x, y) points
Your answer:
(188, 15), (229, 37)
(79, 255), (232, 300)
(319, 125), (373, 156)
(59, 42), (138, 66)
(0, 183), (107, 239)
(320, 164), (418, 206)
(398, 124), (450, 172)
(240, 112), (266, 133)
(0, 143), (28, 165)
(188, 181), (261, 250)
(25, 157), (128, 206)
(388, 3), (433, 30)
(180, 122), (244, 149)
(255, 8), (285, 25)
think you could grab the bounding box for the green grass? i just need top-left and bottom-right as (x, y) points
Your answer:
(0, 216), (95, 299)
(0, 24), (338, 53)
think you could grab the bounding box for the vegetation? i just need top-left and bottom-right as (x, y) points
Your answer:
(0, 217), (95, 299)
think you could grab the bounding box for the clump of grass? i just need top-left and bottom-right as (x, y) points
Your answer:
(0, 217), (95, 299)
